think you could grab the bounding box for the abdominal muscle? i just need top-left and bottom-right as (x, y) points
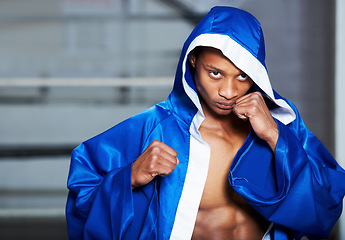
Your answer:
(191, 189), (270, 240)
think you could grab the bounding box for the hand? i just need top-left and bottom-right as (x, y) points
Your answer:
(131, 140), (179, 188)
(232, 92), (279, 151)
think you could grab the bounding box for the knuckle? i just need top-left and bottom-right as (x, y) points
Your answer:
(172, 150), (178, 157)
(150, 153), (160, 161)
(250, 105), (258, 112)
(249, 98), (260, 106)
(148, 161), (157, 171)
(163, 167), (174, 176)
(251, 93), (261, 102)
(151, 145), (162, 154)
(150, 140), (162, 149)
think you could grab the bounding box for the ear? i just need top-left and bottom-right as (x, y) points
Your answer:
(188, 53), (196, 68)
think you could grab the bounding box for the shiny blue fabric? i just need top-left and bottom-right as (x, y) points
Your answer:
(229, 97), (345, 239)
(66, 104), (193, 239)
(66, 6), (345, 240)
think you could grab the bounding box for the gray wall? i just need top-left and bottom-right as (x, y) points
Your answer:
(243, 0), (335, 153)
(0, 0), (337, 239)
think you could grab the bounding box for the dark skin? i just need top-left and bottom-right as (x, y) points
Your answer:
(131, 47), (278, 239)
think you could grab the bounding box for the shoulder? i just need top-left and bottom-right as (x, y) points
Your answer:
(84, 101), (173, 145)
(272, 90), (301, 119)
(272, 90), (307, 136)
(131, 101), (172, 124)
(72, 101), (174, 165)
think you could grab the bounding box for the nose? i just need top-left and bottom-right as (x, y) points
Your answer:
(218, 78), (237, 100)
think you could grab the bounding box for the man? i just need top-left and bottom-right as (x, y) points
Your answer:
(66, 7), (345, 240)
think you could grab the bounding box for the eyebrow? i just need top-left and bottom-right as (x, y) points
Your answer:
(203, 64), (225, 74)
(203, 63), (246, 77)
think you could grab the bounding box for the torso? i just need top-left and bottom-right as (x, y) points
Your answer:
(191, 116), (270, 240)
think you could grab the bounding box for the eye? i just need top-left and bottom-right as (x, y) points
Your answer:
(238, 73), (248, 81)
(210, 71), (222, 79)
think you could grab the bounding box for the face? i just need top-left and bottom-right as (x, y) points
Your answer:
(189, 47), (253, 117)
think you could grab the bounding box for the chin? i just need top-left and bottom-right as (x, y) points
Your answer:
(215, 108), (233, 116)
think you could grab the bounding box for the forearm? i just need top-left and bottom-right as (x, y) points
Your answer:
(264, 125), (279, 153)
(230, 119), (345, 238)
(67, 164), (135, 239)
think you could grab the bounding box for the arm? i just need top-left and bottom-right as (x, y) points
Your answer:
(65, 117), (158, 239)
(231, 97), (345, 238)
(66, 111), (178, 239)
(66, 155), (134, 240)
(132, 140), (179, 189)
(269, 117), (344, 238)
(233, 91), (279, 152)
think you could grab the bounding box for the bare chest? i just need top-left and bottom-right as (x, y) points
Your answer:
(192, 126), (269, 239)
(198, 128), (247, 209)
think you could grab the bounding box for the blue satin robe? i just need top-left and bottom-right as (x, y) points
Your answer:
(66, 6), (345, 240)
(66, 92), (345, 240)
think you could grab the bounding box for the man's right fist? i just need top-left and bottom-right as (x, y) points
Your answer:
(131, 140), (179, 188)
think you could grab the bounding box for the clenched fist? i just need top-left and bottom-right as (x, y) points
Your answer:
(232, 92), (279, 151)
(131, 140), (179, 188)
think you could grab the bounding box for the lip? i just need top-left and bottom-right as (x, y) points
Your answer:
(216, 102), (234, 110)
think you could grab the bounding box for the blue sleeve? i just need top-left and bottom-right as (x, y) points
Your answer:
(65, 111), (161, 240)
(230, 102), (345, 239)
(66, 163), (134, 240)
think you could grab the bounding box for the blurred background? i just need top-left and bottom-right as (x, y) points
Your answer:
(0, 0), (344, 239)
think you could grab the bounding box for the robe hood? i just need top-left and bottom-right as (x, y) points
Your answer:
(169, 6), (296, 126)
(66, 8), (345, 240)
